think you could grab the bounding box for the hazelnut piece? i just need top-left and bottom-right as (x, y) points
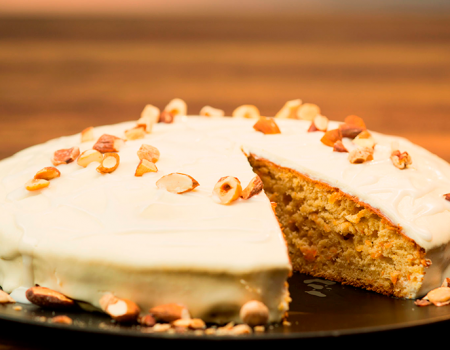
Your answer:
(390, 150), (412, 169)
(164, 98), (187, 117)
(51, 147), (80, 166)
(77, 149), (104, 168)
(320, 129), (342, 147)
(308, 115), (329, 132)
(274, 99), (302, 119)
(81, 126), (95, 142)
(348, 147), (374, 164)
(25, 179), (50, 191)
(137, 144), (160, 163)
(241, 175), (264, 200)
(353, 130), (376, 149)
(93, 134), (125, 153)
(297, 103), (320, 121)
(97, 153), (120, 174)
(232, 105), (260, 118)
(135, 159), (158, 176)
(199, 105), (225, 117)
(150, 303), (191, 323)
(34, 167), (61, 181)
(213, 176), (242, 205)
(253, 117), (281, 135)
(99, 293), (140, 323)
(138, 104), (160, 132)
(124, 126), (146, 141)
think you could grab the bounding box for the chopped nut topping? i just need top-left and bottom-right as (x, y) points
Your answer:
(138, 104), (160, 132)
(339, 115), (367, 139)
(99, 293), (140, 323)
(137, 144), (160, 163)
(81, 126), (95, 142)
(241, 175), (264, 200)
(51, 315), (73, 325)
(239, 300), (269, 327)
(444, 194), (450, 202)
(213, 176), (242, 205)
(308, 115), (329, 132)
(275, 99), (302, 119)
(26, 286), (75, 309)
(77, 149), (104, 168)
(135, 159), (158, 176)
(199, 105), (225, 117)
(156, 173), (199, 194)
(0, 290), (15, 304)
(34, 167), (61, 181)
(124, 126), (146, 141)
(232, 105), (260, 118)
(93, 134), (125, 153)
(320, 129), (342, 147)
(25, 179), (50, 191)
(150, 303), (191, 323)
(297, 103), (320, 121)
(333, 140), (348, 153)
(97, 153), (120, 174)
(51, 147), (80, 166)
(390, 150), (412, 170)
(353, 130), (376, 149)
(348, 147), (374, 164)
(442, 278), (450, 287)
(164, 98), (187, 117)
(159, 111), (175, 124)
(253, 116), (281, 135)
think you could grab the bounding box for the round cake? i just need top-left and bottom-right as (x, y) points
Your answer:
(0, 98), (449, 327)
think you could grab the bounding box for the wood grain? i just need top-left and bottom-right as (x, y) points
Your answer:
(0, 14), (449, 162)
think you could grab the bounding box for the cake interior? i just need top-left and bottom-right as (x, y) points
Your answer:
(248, 154), (428, 299)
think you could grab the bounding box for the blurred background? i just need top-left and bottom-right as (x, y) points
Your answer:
(0, 1), (449, 161)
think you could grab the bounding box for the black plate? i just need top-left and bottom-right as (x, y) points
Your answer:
(0, 273), (449, 346)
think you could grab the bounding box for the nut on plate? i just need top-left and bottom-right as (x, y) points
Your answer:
(99, 293), (140, 323)
(239, 300), (269, 327)
(51, 147), (80, 166)
(213, 176), (242, 204)
(156, 173), (199, 194)
(241, 175), (264, 200)
(149, 303), (191, 323)
(97, 153), (120, 174)
(232, 105), (260, 119)
(93, 134), (125, 153)
(253, 117), (281, 135)
(77, 149), (104, 168)
(0, 290), (15, 304)
(26, 286), (75, 309)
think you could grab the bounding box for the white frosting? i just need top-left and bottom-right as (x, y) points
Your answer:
(0, 115), (449, 308)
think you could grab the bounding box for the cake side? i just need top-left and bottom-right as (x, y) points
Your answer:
(248, 154), (428, 298)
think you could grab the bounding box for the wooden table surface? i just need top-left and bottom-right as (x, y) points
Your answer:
(0, 13), (449, 348)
